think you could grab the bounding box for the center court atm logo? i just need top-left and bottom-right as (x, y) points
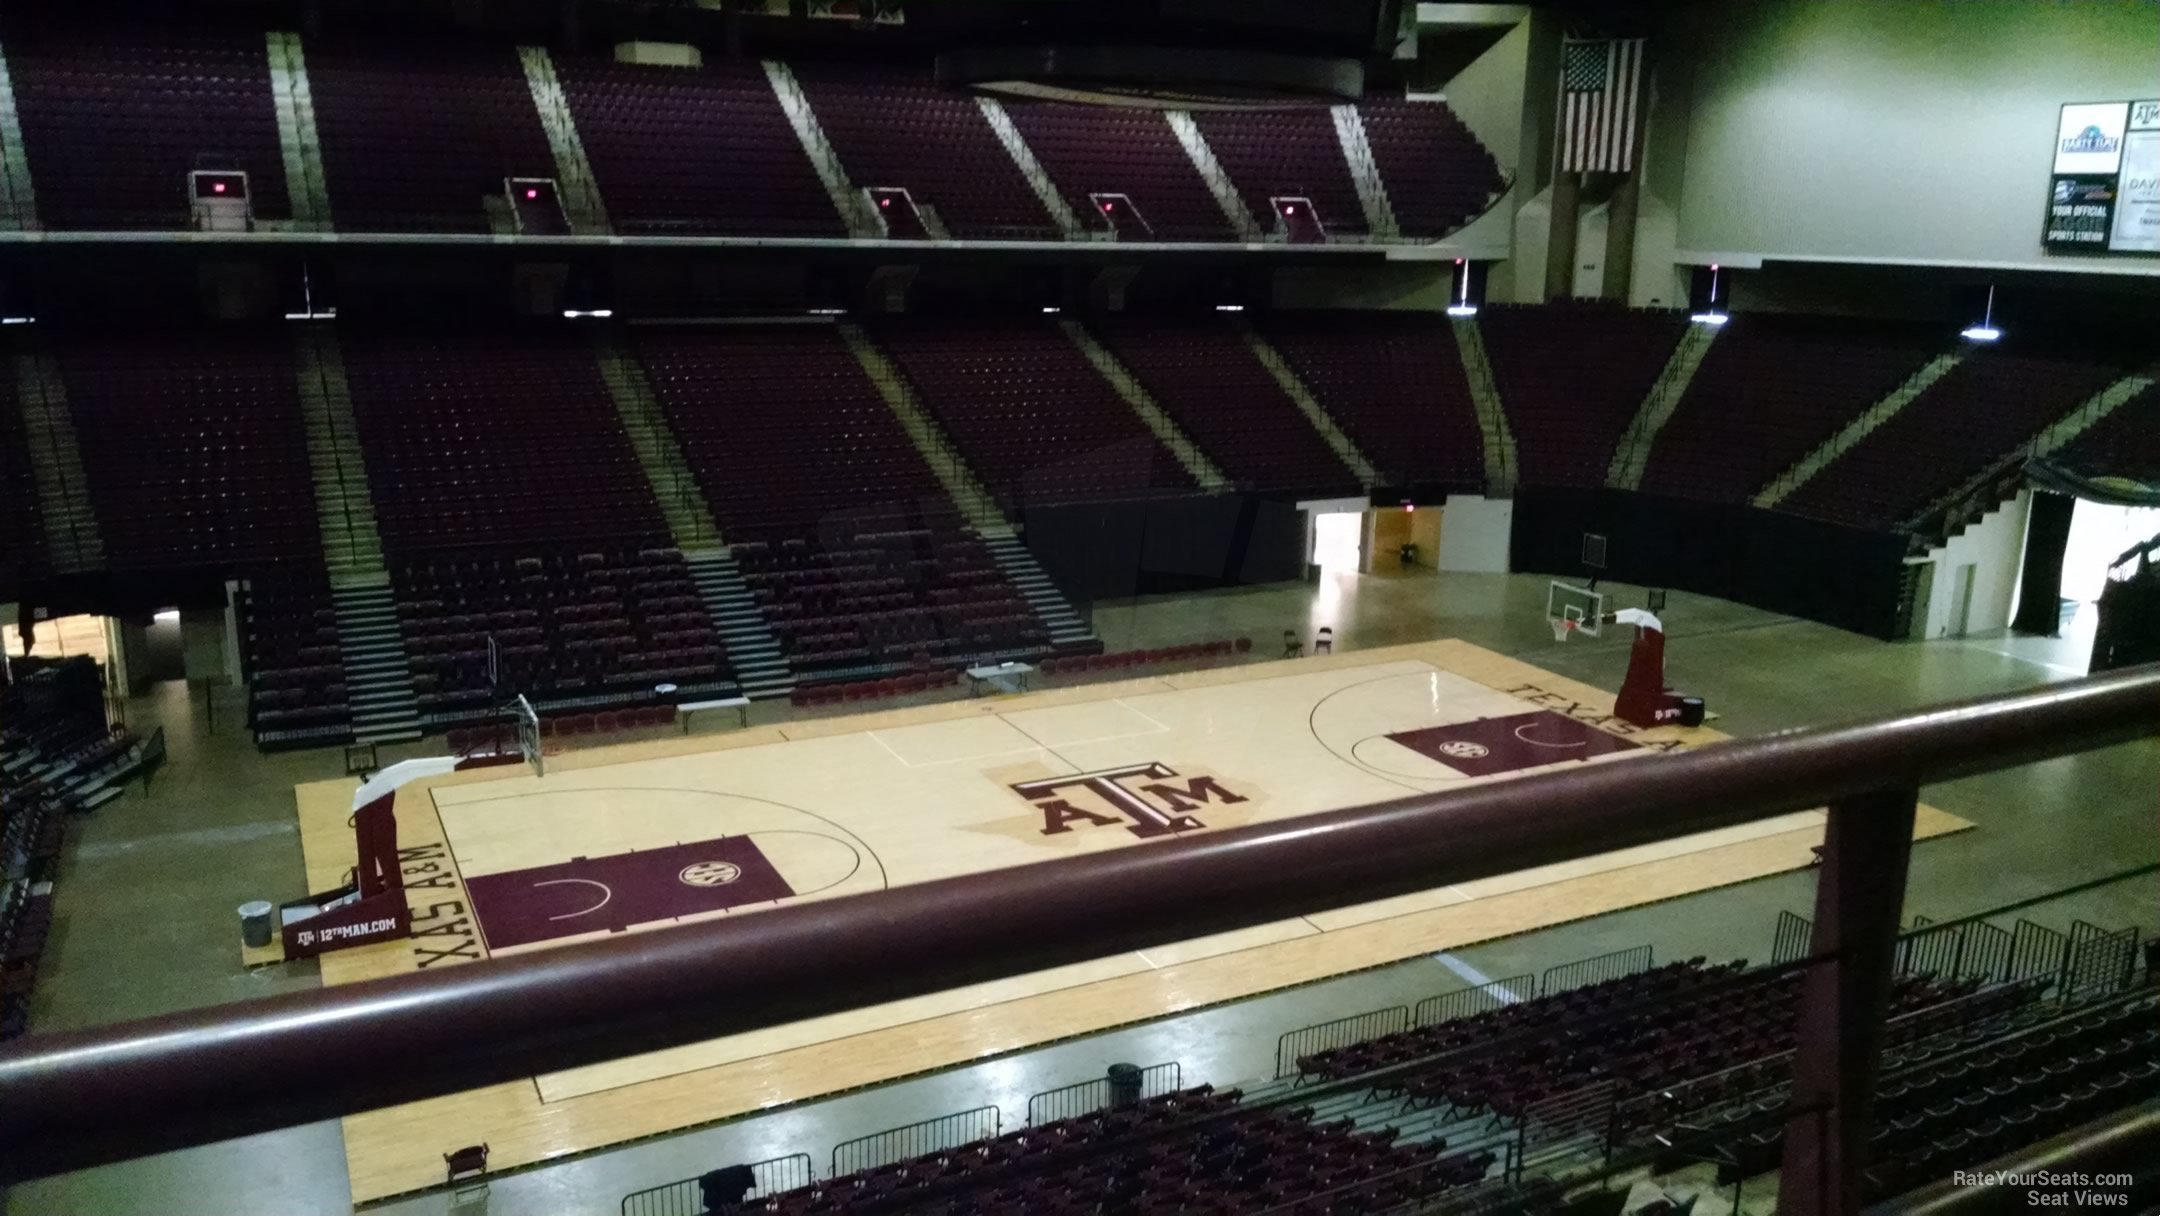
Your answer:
(1010, 762), (1248, 838)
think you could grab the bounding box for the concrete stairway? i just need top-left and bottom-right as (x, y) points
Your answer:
(764, 60), (879, 239)
(1166, 112), (1261, 241)
(332, 577), (421, 744)
(681, 548), (794, 700)
(1606, 320), (1722, 490)
(1331, 105), (1399, 241)
(14, 348), (104, 572)
(265, 32), (332, 230)
(519, 47), (610, 234)
(1058, 318), (1230, 491)
(1754, 352), (1965, 508)
(0, 42), (39, 230)
(1239, 328), (1380, 491)
(593, 337), (721, 548)
(979, 532), (1099, 654)
(975, 96), (1083, 239)
(294, 328), (384, 578)
(1449, 317), (1519, 495)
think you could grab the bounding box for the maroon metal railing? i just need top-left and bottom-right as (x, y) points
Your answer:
(0, 664), (2155, 1213)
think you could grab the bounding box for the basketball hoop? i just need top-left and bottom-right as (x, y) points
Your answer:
(1549, 617), (1577, 643)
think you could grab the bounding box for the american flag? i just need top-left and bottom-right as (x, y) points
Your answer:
(1560, 38), (1646, 173)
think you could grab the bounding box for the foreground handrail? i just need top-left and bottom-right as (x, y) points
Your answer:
(0, 664), (2155, 1182)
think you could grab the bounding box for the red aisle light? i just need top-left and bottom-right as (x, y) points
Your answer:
(212, 182), (226, 194)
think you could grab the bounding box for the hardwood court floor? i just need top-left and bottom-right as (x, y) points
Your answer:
(293, 640), (1970, 1203)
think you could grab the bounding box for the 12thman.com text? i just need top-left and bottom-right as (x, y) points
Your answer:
(1954, 1172), (2134, 1207)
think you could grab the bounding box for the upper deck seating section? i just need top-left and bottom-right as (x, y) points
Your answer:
(1191, 108), (1367, 239)
(1355, 96), (1505, 239)
(1001, 103), (1231, 242)
(554, 56), (845, 238)
(788, 62), (1057, 242)
(3, 21), (290, 230)
(306, 43), (557, 233)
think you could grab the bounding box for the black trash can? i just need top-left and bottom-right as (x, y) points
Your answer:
(1106, 1063), (1144, 1108)
(239, 900), (275, 949)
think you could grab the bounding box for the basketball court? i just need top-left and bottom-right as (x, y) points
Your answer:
(292, 638), (1971, 1203)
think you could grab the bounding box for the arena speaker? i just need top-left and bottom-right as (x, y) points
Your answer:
(927, 0), (1401, 107)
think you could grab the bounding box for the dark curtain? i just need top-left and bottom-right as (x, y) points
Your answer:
(2011, 491), (2075, 636)
(2092, 536), (2160, 675)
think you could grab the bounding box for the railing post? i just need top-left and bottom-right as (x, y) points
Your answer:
(1778, 785), (1917, 1216)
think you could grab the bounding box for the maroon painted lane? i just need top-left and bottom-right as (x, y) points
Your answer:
(465, 837), (796, 950)
(1386, 709), (1641, 777)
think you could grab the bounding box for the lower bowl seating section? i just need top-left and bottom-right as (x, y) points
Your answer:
(1640, 314), (1944, 504)
(341, 329), (671, 555)
(1, 19), (290, 231)
(1002, 104), (1232, 242)
(1, 657), (141, 1039)
(1673, 987), (2160, 1198)
(757, 1087), (1496, 1216)
(305, 43), (558, 234)
(634, 324), (1055, 678)
(1298, 960), (1973, 1102)
(1093, 317), (1360, 498)
(555, 56), (846, 238)
(0, 370), (46, 588)
(1260, 313), (1486, 495)
(55, 329), (319, 571)
(790, 63), (1057, 242)
(737, 523), (1047, 682)
(1781, 351), (2127, 531)
(2052, 381), (2160, 485)
(396, 548), (730, 726)
(624, 915), (2155, 1214)
(874, 317), (1197, 512)
(1479, 302), (1687, 490)
(242, 570), (351, 746)
(1192, 108), (1370, 239)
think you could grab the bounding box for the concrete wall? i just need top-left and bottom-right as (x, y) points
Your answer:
(1431, 13), (1551, 282)
(1919, 490), (2033, 639)
(1436, 494), (1513, 572)
(1272, 262), (1457, 310)
(1662, 0), (2160, 273)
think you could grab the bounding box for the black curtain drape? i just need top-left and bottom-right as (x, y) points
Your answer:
(2011, 491), (2076, 636)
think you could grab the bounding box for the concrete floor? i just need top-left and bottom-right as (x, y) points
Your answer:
(6, 571), (2154, 1215)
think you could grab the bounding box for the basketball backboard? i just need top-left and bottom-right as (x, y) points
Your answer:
(1546, 581), (1604, 638)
